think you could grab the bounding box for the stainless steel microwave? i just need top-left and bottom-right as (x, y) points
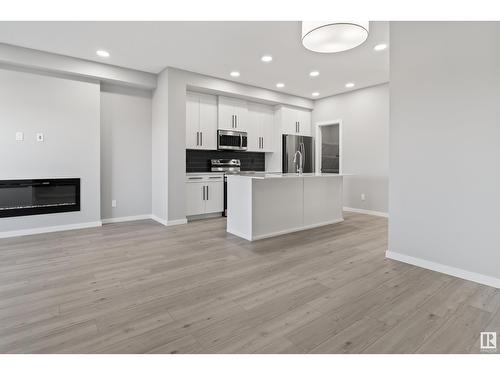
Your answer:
(217, 130), (247, 151)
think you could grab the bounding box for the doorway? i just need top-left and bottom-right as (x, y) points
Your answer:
(315, 121), (342, 174)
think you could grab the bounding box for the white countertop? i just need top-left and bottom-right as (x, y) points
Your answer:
(186, 172), (224, 175)
(227, 172), (345, 180)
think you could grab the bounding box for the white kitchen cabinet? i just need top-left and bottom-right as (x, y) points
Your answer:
(186, 92), (217, 150)
(277, 106), (311, 136)
(260, 107), (275, 151)
(186, 180), (205, 216)
(298, 109), (312, 136)
(185, 174), (224, 217)
(218, 96), (248, 131)
(247, 102), (274, 152)
(204, 180), (224, 213)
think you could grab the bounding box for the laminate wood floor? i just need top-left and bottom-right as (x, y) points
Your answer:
(0, 212), (498, 354)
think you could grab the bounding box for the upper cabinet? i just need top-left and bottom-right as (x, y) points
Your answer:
(218, 96), (248, 131)
(277, 106), (312, 136)
(186, 92), (218, 150)
(247, 102), (275, 152)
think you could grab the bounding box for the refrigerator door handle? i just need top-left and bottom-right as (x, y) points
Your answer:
(301, 143), (305, 171)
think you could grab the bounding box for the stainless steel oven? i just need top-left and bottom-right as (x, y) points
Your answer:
(211, 159), (241, 217)
(217, 130), (247, 151)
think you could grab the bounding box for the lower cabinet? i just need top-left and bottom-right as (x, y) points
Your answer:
(186, 174), (224, 217)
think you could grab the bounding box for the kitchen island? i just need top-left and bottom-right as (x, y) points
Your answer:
(226, 173), (344, 241)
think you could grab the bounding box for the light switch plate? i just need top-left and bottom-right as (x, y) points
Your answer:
(15, 132), (24, 141)
(36, 133), (44, 142)
(111, 200), (117, 208)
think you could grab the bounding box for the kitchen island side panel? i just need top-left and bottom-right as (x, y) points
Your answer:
(251, 177), (304, 239)
(303, 176), (343, 227)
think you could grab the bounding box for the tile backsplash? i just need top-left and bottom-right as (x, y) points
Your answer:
(186, 149), (265, 173)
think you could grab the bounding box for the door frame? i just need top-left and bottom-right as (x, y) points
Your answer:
(315, 120), (343, 174)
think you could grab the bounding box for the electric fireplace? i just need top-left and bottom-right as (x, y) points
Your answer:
(0, 178), (80, 218)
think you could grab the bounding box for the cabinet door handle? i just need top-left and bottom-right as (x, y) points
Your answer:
(206, 185), (209, 200)
(202, 185), (205, 200)
(235, 115), (238, 128)
(196, 131), (199, 146)
(200, 131), (203, 146)
(262, 137), (264, 149)
(298, 122), (300, 133)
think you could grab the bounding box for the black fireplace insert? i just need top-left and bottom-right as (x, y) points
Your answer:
(0, 178), (80, 218)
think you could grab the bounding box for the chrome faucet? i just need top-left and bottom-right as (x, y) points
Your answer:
(293, 150), (303, 174)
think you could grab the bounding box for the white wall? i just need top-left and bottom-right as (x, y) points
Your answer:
(151, 69), (169, 223)
(100, 85), (152, 220)
(0, 68), (101, 233)
(388, 22), (500, 286)
(0, 43), (156, 89)
(312, 83), (389, 213)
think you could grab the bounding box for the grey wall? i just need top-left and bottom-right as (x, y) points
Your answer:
(389, 22), (500, 282)
(0, 68), (101, 232)
(100, 85), (152, 220)
(312, 83), (389, 213)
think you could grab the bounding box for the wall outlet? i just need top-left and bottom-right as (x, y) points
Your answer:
(15, 132), (24, 141)
(361, 193), (366, 201)
(36, 133), (44, 142)
(111, 200), (117, 208)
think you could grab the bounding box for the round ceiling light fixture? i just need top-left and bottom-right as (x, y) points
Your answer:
(301, 21), (369, 53)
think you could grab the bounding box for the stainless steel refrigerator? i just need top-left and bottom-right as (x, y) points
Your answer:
(282, 134), (314, 173)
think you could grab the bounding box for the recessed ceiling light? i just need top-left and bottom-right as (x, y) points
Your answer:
(374, 43), (388, 51)
(345, 82), (355, 88)
(230, 71), (240, 77)
(261, 55), (273, 62)
(309, 71), (320, 77)
(302, 21), (369, 53)
(276, 83), (285, 88)
(312, 92), (320, 97)
(96, 50), (110, 58)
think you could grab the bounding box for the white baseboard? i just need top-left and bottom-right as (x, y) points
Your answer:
(0, 221), (102, 239)
(151, 215), (187, 227)
(386, 250), (500, 289)
(101, 214), (152, 224)
(151, 215), (167, 226)
(343, 206), (388, 218)
(166, 218), (188, 226)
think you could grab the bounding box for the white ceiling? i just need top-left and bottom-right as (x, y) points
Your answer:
(0, 21), (389, 99)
